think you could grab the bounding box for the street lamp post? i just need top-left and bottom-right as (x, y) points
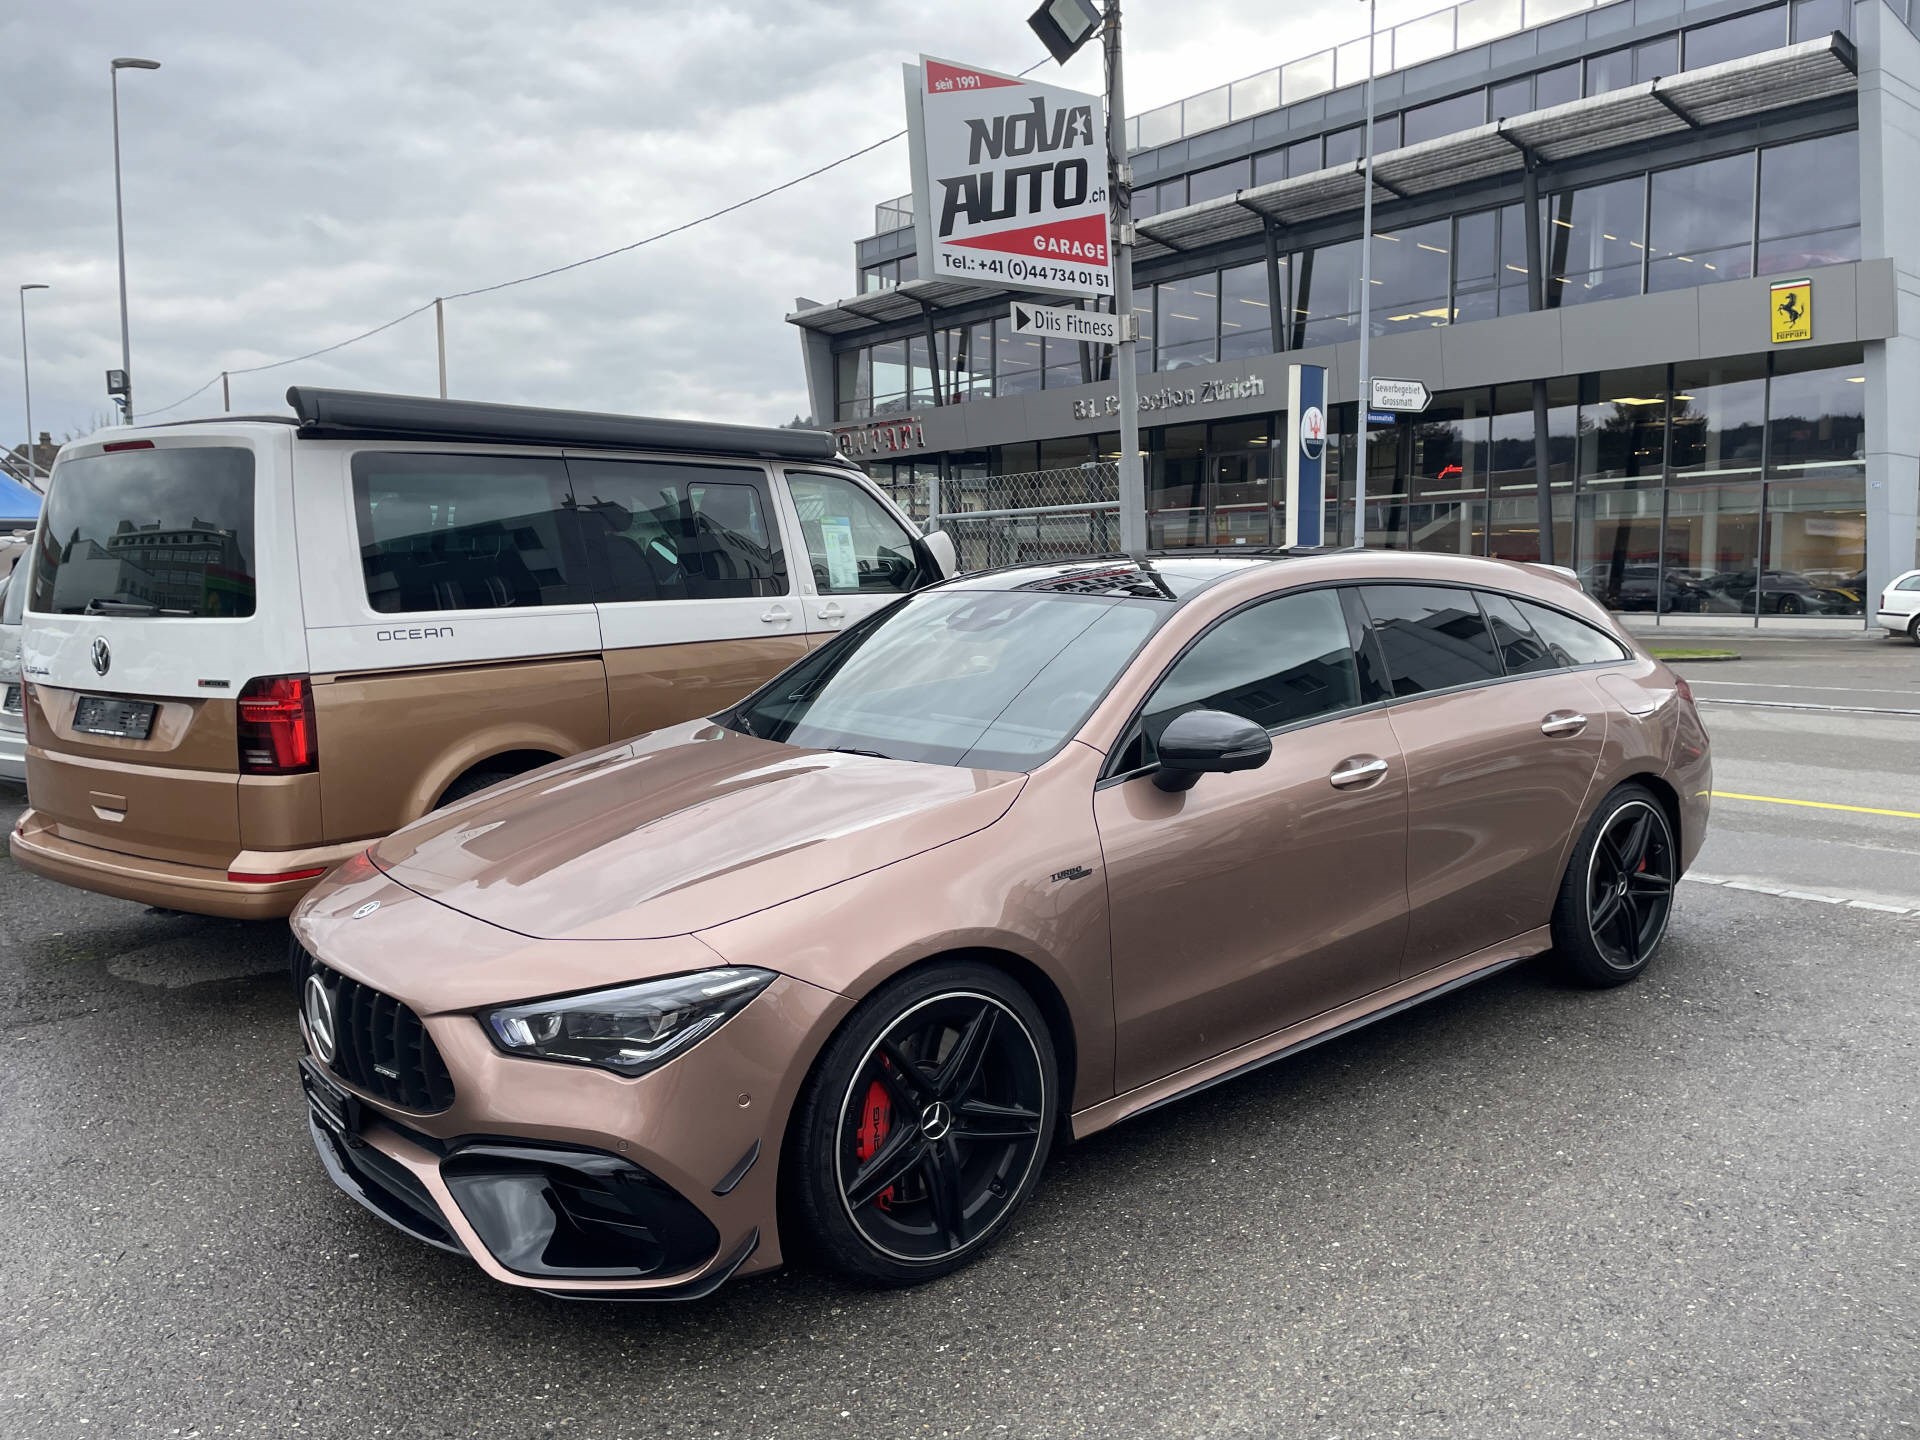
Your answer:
(18, 284), (48, 481)
(110, 56), (161, 424)
(1353, 0), (1379, 547)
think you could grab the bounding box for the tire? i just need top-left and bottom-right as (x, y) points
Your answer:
(1908, 615), (1920, 647)
(786, 960), (1059, 1286)
(1778, 594), (1803, 616)
(1550, 784), (1679, 988)
(436, 767), (514, 808)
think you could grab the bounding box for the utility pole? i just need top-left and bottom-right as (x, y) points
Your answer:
(19, 284), (48, 478)
(1353, 0), (1378, 546)
(110, 57), (161, 423)
(221, 370), (231, 412)
(1105, 2), (1146, 561)
(435, 298), (448, 399)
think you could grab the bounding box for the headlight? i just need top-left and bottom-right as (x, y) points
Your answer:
(481, 968), (775, 1078)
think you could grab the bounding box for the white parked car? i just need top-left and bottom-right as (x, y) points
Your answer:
(0, 565), (24, 782)
(1877, 569), (1920, 643)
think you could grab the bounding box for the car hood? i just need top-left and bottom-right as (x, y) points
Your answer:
(369, 721), (1025, 942)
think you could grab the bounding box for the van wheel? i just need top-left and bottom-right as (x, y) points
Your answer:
(786, 961), (1058, 1286)
(436, 767), (514, 808)
(1550, 785), (1678, 988)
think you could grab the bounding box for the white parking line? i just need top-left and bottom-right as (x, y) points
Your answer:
(1695, 697), (1920, 718)
(1684, 872), (1918, 916)
(1691, 680), (1920, 698)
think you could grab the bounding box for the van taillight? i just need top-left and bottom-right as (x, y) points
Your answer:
(237, 675), (317, 775)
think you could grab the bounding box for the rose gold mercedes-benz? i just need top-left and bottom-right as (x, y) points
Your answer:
(291, 549), (1710, 1297)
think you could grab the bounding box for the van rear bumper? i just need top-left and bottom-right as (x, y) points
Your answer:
(8, 808), (365, 920)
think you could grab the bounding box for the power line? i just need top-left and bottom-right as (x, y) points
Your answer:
(136, 56), (1054, 423)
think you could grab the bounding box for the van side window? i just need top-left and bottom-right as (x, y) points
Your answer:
(1513, 598), (1630, 666)
(565, 459), (787, 601)
(1113, 588), (1362, 773)
(352, 454), (589, 614)
(786, 473), (929, 594)
(1356, 585), (1503, 696)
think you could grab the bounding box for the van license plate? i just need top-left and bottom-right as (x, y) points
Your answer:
(72, 696), (156, 740)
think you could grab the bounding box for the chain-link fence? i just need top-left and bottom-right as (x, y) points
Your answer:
(930, 464), (1120, 573)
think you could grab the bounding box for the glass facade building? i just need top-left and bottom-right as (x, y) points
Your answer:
(794, 0), (1920, 624)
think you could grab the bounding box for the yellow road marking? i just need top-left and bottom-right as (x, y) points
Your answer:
(1712, 791), (1920, 821)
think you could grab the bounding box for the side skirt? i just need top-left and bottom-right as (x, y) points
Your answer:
(1070, 926), (1551, 1140)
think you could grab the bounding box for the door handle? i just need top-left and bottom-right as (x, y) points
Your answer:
(1540, 711), (1589, 737)
(1329, 756), (1389, 789)
(760, 605), (791, 625)
(816, 601), (846, 621)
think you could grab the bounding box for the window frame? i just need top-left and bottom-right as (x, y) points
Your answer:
(1098, 579), (1634, 785)
(780, 467), (943, 595)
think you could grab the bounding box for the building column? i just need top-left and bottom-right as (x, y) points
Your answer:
(1858, 4), (1920, 599)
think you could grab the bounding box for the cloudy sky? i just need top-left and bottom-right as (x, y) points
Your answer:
(2, 0), (1438, 448)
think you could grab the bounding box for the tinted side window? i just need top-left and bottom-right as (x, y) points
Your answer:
(351, 453), (589, 614)
(567, 459), (786, 601)
(1358, 585), (1502, 696)
(1896, 575), (1920, 592)
(787, 472), (929, 594)
(1124, 588), (1361, 769)
(1514, 599), (1630, 666)
(1477, 591), (1557, 674)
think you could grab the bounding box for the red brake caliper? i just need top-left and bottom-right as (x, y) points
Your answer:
(855, 1078), (895, 1210)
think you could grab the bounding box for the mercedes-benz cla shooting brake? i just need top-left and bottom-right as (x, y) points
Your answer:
(292, 551), (1711, 1298)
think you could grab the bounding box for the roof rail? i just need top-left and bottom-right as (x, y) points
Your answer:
(284, 387), (845, 464)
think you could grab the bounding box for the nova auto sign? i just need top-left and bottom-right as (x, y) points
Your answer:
(904, 56), (1113, 298)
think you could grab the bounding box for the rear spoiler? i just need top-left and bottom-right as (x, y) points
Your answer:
(1519, 562), (1582, 588)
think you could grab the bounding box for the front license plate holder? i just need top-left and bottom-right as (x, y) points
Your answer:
(72, 695), (157, 740)
(300, 1057), (363, 1141)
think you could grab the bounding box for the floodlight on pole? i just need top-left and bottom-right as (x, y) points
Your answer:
(1028, 0), (1103, 65)
(18, 284), (48, 482)
(110, 56), (161, 424)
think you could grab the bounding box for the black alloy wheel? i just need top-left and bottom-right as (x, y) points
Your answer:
(789, 963), (1057, 1284)
(1551, 786), (1678, 987)
(1778, 593), (1804, 616)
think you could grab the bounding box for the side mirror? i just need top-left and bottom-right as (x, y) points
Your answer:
(1152, 709), (1272, 793)
(921, 528), (959, 580)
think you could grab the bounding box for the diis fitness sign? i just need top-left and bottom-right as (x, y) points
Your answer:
(904, 56), (1113, 299)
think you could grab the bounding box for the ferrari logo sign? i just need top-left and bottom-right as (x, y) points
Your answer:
(1770, 278), (1812, 344)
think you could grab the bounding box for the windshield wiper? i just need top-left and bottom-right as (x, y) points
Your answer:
(827, 746), (894, 760)
(83, 598), (191, 617)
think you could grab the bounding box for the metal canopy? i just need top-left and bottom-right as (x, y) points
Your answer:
(788, 35), (1856, 336)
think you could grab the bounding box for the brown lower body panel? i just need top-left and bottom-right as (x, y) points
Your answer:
(9, 808), (364, 920)
(1070, 925), (1554, 1140)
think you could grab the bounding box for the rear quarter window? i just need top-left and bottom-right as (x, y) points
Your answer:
(1514, 598), (1630, 666)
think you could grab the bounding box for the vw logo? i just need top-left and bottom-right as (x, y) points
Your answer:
(91, 638), (111, 677)
(919, 1100), (954, 1142)
(351, 900), (381, 920)
(303, 974), (338, 1064)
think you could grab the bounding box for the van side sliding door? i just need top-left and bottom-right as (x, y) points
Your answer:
(564, 456), (808, 742)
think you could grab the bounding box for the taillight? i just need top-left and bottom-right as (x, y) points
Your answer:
(1672, 673), (1695, 706)
(237, 675), (318, 775)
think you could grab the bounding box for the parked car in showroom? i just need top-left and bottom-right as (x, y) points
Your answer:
(8, 389), (953, 919)
(290, 549), (1711, 1299)
(1697, 568), (1859, 615)
(1878, 568), (1920, 642)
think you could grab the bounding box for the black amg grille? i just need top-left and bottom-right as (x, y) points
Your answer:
(294, 943), (455, 1113)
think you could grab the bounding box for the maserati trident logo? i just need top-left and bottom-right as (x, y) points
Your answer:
(303, 974), (338, 1064)
(91, 638), (111, 677)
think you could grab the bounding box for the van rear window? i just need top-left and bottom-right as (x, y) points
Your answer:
(33, 447), (256, 617)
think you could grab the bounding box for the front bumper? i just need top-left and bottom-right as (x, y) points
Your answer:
(8, 807), (363, 918)
(293, 937), (851, 1298)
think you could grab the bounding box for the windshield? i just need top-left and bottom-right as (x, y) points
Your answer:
(32, 446), (256, 617)
(727, 589), (1163, 770)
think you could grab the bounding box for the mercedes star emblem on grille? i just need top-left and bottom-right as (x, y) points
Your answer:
(303, 973), (338, 1064)
(351, 901), (381, 919)
(91, 638), (111, 677)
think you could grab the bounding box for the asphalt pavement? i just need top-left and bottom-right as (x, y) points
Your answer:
(1, 641), (1916, 1439)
